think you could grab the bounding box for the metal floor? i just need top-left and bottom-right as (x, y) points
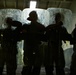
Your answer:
(3, 65), (70, 75)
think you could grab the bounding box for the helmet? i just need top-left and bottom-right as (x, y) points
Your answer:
(5, 17), (12, 25)
(27, 11), (38, 21)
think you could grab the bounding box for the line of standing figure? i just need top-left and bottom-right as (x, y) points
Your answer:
(0, 10), (76, 75)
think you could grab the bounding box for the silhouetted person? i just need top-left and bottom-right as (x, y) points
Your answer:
(44, 13), (71, 75)
(70, 24), (76, 75)
(21, 11), (45, 75)
(0, 17), (22, 75)
(0, 17), (15, 75)
(10, 20), (22, 75)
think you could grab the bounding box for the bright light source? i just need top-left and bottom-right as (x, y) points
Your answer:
(30, 1), (37, 9)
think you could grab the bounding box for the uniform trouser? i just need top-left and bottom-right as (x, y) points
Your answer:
(44, 45), (65, 75)
(45, 60), (65, 75)
(0, 50), (17, 75)
(44, 58), (65, 75)
(22, 44), (42, 75)
(22, 66), (41, 75)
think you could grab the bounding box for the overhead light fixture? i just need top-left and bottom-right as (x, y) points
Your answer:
(29, 1), (37, 9)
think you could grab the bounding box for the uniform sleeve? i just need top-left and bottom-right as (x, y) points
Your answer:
(39, 25), (46, 41)
(21, 24), (29, 40)
(61, 27), (72, 41)
(71, 28), (76, 44)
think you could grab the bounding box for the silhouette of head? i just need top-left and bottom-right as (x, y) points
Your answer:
(55, 13), (62, 23)
(5, 17), (12, 24)
(27, 11), (38, 22)
(5, 17), (13, 28)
